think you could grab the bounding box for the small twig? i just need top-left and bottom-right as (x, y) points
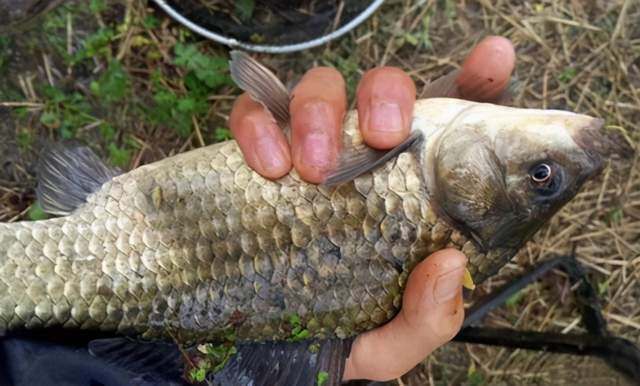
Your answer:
(0, 102), (44, 108)
(192, 116), (206, 148)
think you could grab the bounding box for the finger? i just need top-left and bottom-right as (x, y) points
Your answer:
(229, 93), (292, 179)
(357, 67), (416, 150)
(290, 67), (347, 183)
(343, 249), (466, 382)
(455, 35), (516, 102)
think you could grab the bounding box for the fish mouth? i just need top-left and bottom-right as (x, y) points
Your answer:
(571, 118), (634, 180)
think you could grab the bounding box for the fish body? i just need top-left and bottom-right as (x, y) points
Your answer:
(0, 96), (609, 345)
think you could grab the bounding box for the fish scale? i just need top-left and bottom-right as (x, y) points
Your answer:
(0, 109), (481, 343)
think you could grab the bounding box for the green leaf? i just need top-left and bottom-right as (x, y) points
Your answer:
(40, 111), (60, 128)
(100, 124), (116, 141)
(73, 27), (114, 63)
(404, 33), (418, 46)
(505, 292), (525, 308)
(607, 207), (623, 224)
(190, 367), (207, 382)
(598, 280), (609, 296)
(17, 130), (33, 150)
(173, 43), (231, 90)
(214, 127), (233, 142)
(316, 371), (329, 386)
(289, 314), (301, 327)
(558, 67), (577, 83)
(143, 15), (159, 29)
(291, 329), (310, 342)
(467, 362), (485, 386)
(235, 0), (255, 20)
(91, 61), (129, 103)
(28, 202), (49, 221)
(223, 327), (237, 342)
(108, 142), (131, 168)
(90, 0), (106, 13)
(468, 371), (485, 386)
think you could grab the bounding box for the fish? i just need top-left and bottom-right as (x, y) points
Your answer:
(0, 52), (630, 385)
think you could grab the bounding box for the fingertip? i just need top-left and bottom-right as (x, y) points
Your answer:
(457, 35), (516, 102)
(357, 67), (416, 150)
(290, 68), (347, 183)
(230, 93), (292, 179)
(412, 248), (467, 277)
(429, 248), (468, 269)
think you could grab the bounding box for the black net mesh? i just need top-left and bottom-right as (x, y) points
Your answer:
(164, 0), (374, 46)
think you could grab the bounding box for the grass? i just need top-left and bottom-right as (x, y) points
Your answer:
(0, 0), (638, 385)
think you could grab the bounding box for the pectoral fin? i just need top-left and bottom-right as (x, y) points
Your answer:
(323, 130), (423, 186)
(35, 142), (120, 216)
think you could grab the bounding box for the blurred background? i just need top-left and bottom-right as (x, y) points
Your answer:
(0, 1), (638, 385)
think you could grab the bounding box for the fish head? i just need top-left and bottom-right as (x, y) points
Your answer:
(425, 101), (633, 278)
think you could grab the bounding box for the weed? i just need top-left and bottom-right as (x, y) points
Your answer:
(316, 371), (329, 386)
(89, 0), (107, 14)
(173, 43), (231, 90)
(214, 127), (233, 142)
(73, 28), (115, 64)
(235, 0), (255, 20)
(558, 67), (577, 84)
(28, 202), (49, 221)
(90, 60), (129, 103)
(505, 291), (525, 309)
(467, 362), (486, 386)
(189, 328), (238, 383)
(16, 129), (33, 151)
(288, 313), (311, 342)
(39, 85), (97, 138)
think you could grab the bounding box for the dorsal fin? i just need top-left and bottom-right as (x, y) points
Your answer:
(229, 50), (291, 131)
(35, 142), (120, 216)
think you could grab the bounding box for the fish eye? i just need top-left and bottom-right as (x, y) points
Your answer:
(531, 163), (552, 183)
(529, 162), (562, 198)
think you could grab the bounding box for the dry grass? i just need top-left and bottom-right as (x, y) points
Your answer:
(0, 0), (638, 385)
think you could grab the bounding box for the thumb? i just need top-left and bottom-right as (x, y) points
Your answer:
(401, 248), (467, 344)
(343, 249), (467, 382)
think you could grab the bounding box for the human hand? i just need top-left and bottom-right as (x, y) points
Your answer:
(229, 35), (515, 381)
(229, 35), (514, 183)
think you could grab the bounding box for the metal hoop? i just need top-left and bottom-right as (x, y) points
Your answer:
(150, 0), (385, 54)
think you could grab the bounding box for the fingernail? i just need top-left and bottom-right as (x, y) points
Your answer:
(434, 266), (465, 304)
(367, 100), (404, 133)
(301, 131), (331, 170)
(255, 131), (287, 172)
(297, 101), (335, 171)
